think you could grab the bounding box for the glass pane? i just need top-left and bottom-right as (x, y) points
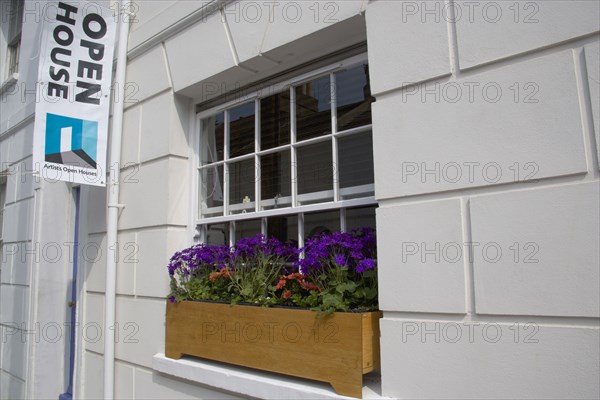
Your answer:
(199, 165), (224, 218)
(336, 64), (373, 132)
(235, 219), (261, 239)
(261, 151), (291, 210)
(206, 223), (228, 246)
(295, 75), (332, 141)
(230, 102), (255, 158)
(267, 215), (298, 246)
(261, 92), (290, 150)
(229, 159), (256, 214)
(339, 132), (374, 199)
(305, 210), (340, 239)
(200, 113), (224, 165)
(297, 141), (333, 204)
(346, 206), (377, 231)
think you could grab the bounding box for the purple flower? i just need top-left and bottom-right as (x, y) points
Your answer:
(356, 258), (375, 273)
(334, 254), (347, 267)
(168, 296), (176, 303)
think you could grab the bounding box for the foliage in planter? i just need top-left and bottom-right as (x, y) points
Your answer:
(167, 228), (378, 312)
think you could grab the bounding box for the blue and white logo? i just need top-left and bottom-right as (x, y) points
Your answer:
(45, 113), (98, 169)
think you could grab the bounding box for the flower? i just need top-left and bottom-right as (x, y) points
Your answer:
(334, 254), (347, 267)
(275, 278), (287, 290)
(356, 258), (375, 273)
(167, 229), (378, 312)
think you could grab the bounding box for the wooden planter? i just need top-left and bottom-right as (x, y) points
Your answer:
(165, 301), (382, 398)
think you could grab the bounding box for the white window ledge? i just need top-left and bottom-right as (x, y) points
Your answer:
(153, 353), (389, 400)
(0, 73), (18, 95)
(0, 72), (19, 95)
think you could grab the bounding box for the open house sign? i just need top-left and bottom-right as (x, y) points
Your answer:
(33, 1), (116, 186)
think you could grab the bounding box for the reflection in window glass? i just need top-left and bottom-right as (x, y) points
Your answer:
(229, 102), (255, 158)
(229, 159), (256, 213)
(197, 59), (377, 249)
(200, 165), (224, 218)
(261, 151), (291, 210)
(261, 92), (290, 150)
(267, 215), (298, 245)
(200, 113), (224, 165)
(346, 206), (377, 231)
(236, 219), (261, 239)
(297, 141), (333, 204)
(305, 210), (340, 239)
(336, 65), (373, 132)
(296, 75), (331, 141)
(206, 223), (228, 245)
(339, 132), (374, 199)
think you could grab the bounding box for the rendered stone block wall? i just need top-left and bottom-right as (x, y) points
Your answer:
(367, 1), (600, 398)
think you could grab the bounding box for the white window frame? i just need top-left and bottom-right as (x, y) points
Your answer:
(0, 175), (5, 242)
(191, 53), (376, 247)
(1, 0), (23, 84)
(0, 175), (6, 282)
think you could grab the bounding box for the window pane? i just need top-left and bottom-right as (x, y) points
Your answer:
(305, 210), (340, 239)
(230, 102), (255, 158)
(200, 113), (224, 165)
(8, 0), (24, 41)
(199, 166), (224, 218)
(346, 206), (377, 231)
(267, 215), (298, 245)
(261, 92), (290, 150)
(0, 182), (5, 233)
(336, 64), (373, 132)
(206, 223), (228, 245)
(297, 141), (333, 204)
(261, 151), (291, 210)
(339, 132), (374, 199)
(236, 219), (261, 239)
(229, 159), (256, 214)
(295, 75), (331, 141)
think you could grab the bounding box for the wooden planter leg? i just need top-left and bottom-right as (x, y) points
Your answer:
(165, 349), (183, 360)
(330, 380), (363, 398)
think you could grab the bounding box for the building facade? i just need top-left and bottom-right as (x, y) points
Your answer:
(1, 0), (599, 398)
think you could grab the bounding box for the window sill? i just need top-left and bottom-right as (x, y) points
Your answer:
(0, 73), (18, 95)
(152, 353), (388, 400)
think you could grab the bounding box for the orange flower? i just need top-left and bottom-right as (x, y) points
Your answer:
(209, 268), (232, 281)
(221, 268), (232, 278)
(300, 281), (319, 291)
(282, 290), (292, 300)
(275, 278), (287, 290)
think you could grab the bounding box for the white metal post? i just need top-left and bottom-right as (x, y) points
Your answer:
(104, 2), (131, 399)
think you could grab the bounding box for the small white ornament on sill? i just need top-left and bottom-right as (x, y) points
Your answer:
(243, 196), (251, 204)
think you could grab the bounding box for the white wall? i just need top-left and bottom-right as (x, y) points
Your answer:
(1, 0), (40, 396)
(0, 1), (76, 398)
(368, 0), (599, 398)
(80, 0), (373, 398)
(4, 0), (596, 398)
(81, 0), (600, 398)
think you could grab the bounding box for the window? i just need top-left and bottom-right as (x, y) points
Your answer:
(195, 55), (376, 247)
(2, 0), (23, 80)
(0, 175), (6, 276)
(0, 176), (5, 238)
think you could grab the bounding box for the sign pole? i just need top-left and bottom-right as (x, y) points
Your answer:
(104, 2), (131, 399)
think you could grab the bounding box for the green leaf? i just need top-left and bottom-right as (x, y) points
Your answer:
(365, 287), (378, 300)
(362, 269), (376, 279)
(335, 281), (358, 294)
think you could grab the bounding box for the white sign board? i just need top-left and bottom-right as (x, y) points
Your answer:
(33, 1), (116, 186)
